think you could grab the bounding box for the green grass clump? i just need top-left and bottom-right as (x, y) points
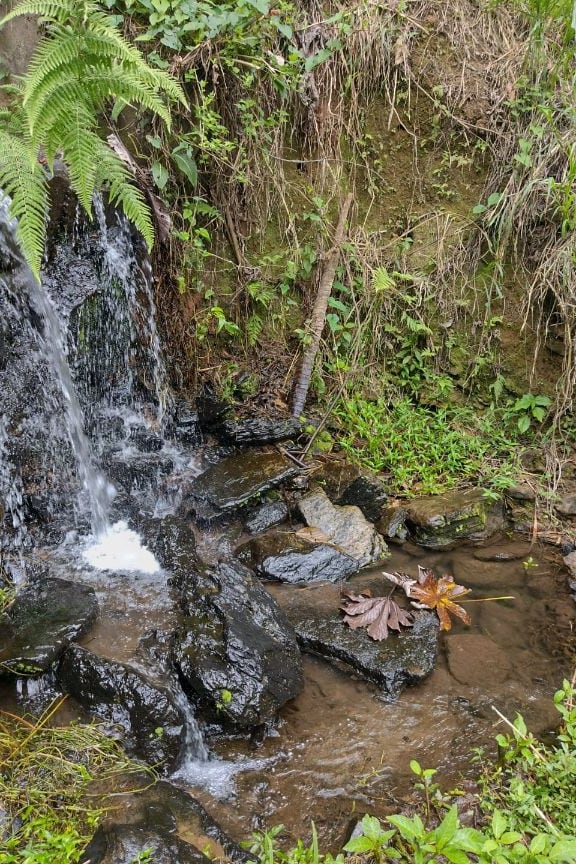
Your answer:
(0, 698), (154, 864)
(332, 397), (521, 496)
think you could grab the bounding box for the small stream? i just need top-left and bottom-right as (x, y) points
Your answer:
(1, 189), (575, 854)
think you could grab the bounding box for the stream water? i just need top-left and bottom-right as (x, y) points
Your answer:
(1, 192), (575, 853)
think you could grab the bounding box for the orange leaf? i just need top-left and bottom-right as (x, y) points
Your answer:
(408, 567), (471, 631)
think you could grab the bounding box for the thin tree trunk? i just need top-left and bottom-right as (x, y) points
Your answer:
(292, 192), (353, 418)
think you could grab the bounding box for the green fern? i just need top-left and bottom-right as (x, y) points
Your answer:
(0, 0), (186, 279)
(0, 130), (48, 279)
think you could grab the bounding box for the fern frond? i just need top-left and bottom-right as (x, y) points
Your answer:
(59, 104), (100, 212)
(0, 131), (48, 281)
(95, 143), (154, 250)
(0, 0), (81, 27)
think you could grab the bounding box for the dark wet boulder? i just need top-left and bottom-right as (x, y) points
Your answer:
(80, 780), (249, 864)
(171, 400), (203, 446)
(174, 559), (303, 730)
(141, 515), (198, 578)
(81, 823), (209, 864)
(317, 461), (388, 521)
(215, 415), (302, 445)
(102, 450), (175, 492)
(298, 489), (388, 566)
(237, 531), (359, 583)
(57, 645), (186, 769)
(0, 576), (98, 677)
(189, 450), (298, 520)
(405, 488), (506, 549)
(276, 580), (438, 698)
(245, 500), (289, 534)
(129, 428), (164, 452)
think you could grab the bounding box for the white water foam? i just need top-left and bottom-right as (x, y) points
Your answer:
(82, 520), (160, 573)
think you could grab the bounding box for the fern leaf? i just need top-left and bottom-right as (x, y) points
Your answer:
(0, 131), (48, 281)
(59, 104), (100, 212)
(95, 143), (154, 250)
(247, 313), (264, 346)
(0, 0), (80, 27)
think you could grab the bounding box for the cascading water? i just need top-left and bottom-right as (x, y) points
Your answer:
(27, 277), (115, 537)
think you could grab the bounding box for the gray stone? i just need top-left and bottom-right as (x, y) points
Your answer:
(563, 550), (576, 579)
(57, 645), (186, 770)
(0, 576), (98, 677)
(276, 581), (438, 698)
(245, 501), (289, 534)
(375, 506), (409, 544)
(237, 531), (359, 583)
(505, 484), (536, 502)
(405, 488), (506, 549)
(191, 450), (298, 514)
(473, 542), (531, 562)
(298, 490), (388, 566)
(555, 494), (576, 516)
(174, 559), (303, 730)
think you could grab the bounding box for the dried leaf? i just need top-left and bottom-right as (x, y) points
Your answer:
(340, 591), (414, 641)
(407, 566), (471, 631)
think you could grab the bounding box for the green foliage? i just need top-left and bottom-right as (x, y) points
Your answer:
(0, 698), (155, 863)
(505, 393), (551, 433)
(485, 677), (576, 838)
(332, 397), (520, 496)
(0, 0), (184, 278)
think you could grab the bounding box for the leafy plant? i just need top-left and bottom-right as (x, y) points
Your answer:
(0, 0), (185, 278)
(507, 394), (551, 433)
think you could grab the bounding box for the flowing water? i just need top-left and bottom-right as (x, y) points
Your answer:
(1, 190), (575, 852)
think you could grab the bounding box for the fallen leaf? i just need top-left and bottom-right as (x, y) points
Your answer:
(340, 590), (414, 641)
(407, 566), (471, 631)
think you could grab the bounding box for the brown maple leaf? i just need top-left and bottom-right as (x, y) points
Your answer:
(340, 590), (414, 641)
(407, 566), (471, 631)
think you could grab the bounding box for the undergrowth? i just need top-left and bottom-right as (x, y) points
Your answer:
(246, 673), (576, 864)
(331, 397), (523, 496)
(0, 697), (155, 863)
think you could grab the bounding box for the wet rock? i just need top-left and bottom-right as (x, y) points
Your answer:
(80, 780), (249, 864)
(245, 500), (289, 534)
(505, 484), (536, 502)
(190, 450), (298, 517)
(216, 415), (302, 445)
(237, 531), (359, 583)
(446, 634), (512, 687)
(196, 384), (232, 428)
(375, 506), (409, 545)
(405, 488), (506, 549)
(318, 462), (388, 521)
(171, 400), (203, 446)
(473, 542), (531, 562)
(129, 428), (164, 452)
(555, 494), (576, 516)
(276, 581), (438, 698)
(81, 823), (209, 864)
(141, 515), (198, 577)
(57, 645), (185, 769)
(174, 559), (303, 729)
(0, 576), (98, 676)
(297, 490), (388, 566)
(103, 451), (175, 492)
